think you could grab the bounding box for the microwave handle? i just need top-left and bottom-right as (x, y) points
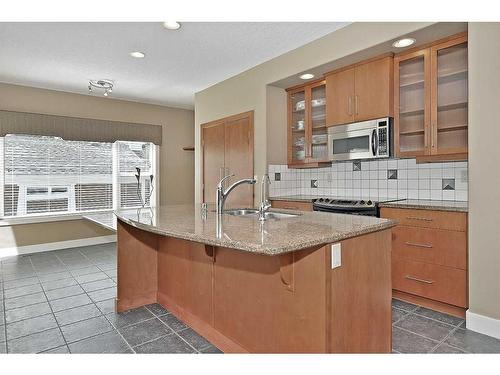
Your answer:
(371, 129), (378, 156)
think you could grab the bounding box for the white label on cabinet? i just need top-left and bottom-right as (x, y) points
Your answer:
(331, 243), (342, 269)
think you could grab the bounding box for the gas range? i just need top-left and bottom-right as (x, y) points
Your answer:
(312, 197), (400, 217)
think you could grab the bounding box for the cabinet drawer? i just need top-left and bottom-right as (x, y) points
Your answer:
(392, 226), (467, 270)
(380, 207), (467, 231)
(270, 200), (313, 211)
(392, 256), (467, 308)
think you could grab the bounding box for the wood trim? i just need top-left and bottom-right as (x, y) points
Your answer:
(394, 31), (468, 58)
(270, 200), (313, 211)
(286, 78), (325, 93)
(324, 52), (394, 77)
(393, 290), (466, 318)
(288, 161), (331, 169)
(416, 152), (468, 163)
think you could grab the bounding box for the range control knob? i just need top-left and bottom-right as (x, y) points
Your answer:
(367, 200), (373, 206)
(318, 198), (324, 202)
(359, 200), (365, 205)
(324, 198), (330, 203)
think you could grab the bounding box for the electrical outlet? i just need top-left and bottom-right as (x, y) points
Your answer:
(331, 243), (341, 269)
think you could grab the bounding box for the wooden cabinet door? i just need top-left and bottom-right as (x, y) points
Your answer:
(326, 68), (355, 126)
(354, 56), (393, 122)
(202, 121), (225, 203)
(224, 112), (254, 208)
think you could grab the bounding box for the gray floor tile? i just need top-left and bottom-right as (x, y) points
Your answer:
(81, 278), (116, 293)
(445, 328), (500, 353)
(3, 276), (40, 290)
(2, 272), (37, 281)
(69, 330), (131, 353)
(392, 308), (407, 324)
(41, 345), (70, 354)
(177, 327), (212, 350)
(134, 333), (196, 353)
(45, 285), (85, 301)
(392, 326), (438, 353)
(5, 302), (52, 323)
(87, 287), (116, 302)
(432, 343), (467, 353)
(145, 303), (170, 317)
(75, 271), (108, 284)
(4, 292), (47, 310)
(104, 269), (117, 278)
(159, 313), (188, 332)
(0, 341), (6, 353)
(392, 298), (419, 312)
(395, 313), (455, 342)
(8, 327), (65, 353)
(60, 315), (113, 343)
(414, 306), (465, 326)
(42, 277), (78, 291)
(3, 283), (43, 299)
(119, 317), (173, 347)
(95, 299), (116, 315)
(70, 266), (103, 277)
(97, 263), (117, 271)
(7, 314), (58, 340)
(0, 327), (5, 342)
(200, 345), (223, 354)
(54, 303), (102, 326)
(49, 294), (92, 312)
(38, 271), (73, 283)
(105, 307), (154, 329)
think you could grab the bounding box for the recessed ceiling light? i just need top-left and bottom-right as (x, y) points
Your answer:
(130, 51), (145, 58)
(392, 38), (416, 48)
(300, 73), (315, 80)
(163, 21), (181, 30)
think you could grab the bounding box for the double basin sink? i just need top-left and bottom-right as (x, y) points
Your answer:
(223, 208), (301, 220)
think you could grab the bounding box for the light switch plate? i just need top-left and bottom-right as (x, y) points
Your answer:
(331, 243), (341, 269)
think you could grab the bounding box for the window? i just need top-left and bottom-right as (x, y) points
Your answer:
(1, 135), (157, 218)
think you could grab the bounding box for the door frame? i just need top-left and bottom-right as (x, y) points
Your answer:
(201, 110), (254, 204)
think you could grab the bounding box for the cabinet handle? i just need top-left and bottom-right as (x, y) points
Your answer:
(406, 216), (433, 222)
(405, 241), (433, 249)
(348, 96), (352, 115)
(405, 275), (434, 284)
(355, 95), (359, 115)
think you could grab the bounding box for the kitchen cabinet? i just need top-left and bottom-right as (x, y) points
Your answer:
(201, 111), (254, 207)
(287, 80), (330, 168)
(380, 207), (468, 317)
(270, 199), (313, 211)
(394, 33), (468, 161)
(325, 55), (394, 126)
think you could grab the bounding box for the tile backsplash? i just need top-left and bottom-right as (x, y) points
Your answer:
(268, 158), (468, 201)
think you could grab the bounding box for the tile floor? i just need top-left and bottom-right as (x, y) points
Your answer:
(1, 243), (500, 354)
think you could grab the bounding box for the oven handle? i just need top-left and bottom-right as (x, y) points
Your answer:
(371, 129), (378, 156)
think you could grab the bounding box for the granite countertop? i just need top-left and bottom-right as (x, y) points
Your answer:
(379, 199), (468, 213)
(85, 204), (395, 256)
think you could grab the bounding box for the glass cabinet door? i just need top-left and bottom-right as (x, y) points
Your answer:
(310, 83), (327, 160)
(396, 51), (429, 156)
(432, 39), (468, 154)
(289, 89), (306, 163)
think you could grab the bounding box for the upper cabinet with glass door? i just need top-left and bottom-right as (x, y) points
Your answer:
(287, 80), (330, 168)
(394, 33), (468, 161)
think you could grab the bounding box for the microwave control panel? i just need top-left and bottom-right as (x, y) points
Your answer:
(377, 120), (388, 156)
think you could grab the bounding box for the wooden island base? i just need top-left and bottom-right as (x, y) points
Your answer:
(116, 220), (392, 353)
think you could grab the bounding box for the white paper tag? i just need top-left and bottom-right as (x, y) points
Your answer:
(331, 243), (342, 269)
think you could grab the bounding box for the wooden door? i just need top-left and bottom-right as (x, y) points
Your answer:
(394, 49), (431, 157)
(354, 56), (394, 122)
(223, 112), (254, 208)
(430, 35), (468, 156)
(202, 121), (225, 203)
(326, 68), (355, 126)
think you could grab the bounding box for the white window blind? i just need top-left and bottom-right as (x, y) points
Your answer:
(117, 141), (153, 208)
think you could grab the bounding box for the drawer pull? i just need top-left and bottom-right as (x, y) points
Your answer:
(405, 241), (433, 249)
(405, 275), (434, 284)
(406, 216), (433, 222)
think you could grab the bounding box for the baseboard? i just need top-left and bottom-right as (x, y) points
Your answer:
(466, 310), (500, 340)
(0, 235), (117, 258)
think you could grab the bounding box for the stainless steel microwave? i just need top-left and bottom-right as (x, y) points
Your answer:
(327, 118), (393, 161)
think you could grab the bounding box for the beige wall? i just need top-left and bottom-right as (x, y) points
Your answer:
(0, 82), (194, 250)
(468, 23), (500, 320)
(266, 85), (287, 165)
(194, 22), (433, 204)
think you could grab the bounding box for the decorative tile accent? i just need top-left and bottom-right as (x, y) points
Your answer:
(353, 161), (361, 171)
(442, 178), (455, 190)
(311, 180), (318, 188)
(388, 170), (398, 180)
(274, 172), (281, 181)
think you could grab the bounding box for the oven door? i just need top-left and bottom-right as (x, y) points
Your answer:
(328, 124), (377, 161)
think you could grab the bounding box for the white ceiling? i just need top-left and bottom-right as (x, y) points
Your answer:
(0, 22), (348, 109)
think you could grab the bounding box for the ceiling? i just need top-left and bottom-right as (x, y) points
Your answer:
(0, 22), (349, 109)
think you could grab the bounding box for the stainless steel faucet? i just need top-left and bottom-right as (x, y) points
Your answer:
(216, 174), (256, 215)
(258, 174), (271, 221)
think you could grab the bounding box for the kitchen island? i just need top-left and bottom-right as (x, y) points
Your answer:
(107, 205), (394, 353)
